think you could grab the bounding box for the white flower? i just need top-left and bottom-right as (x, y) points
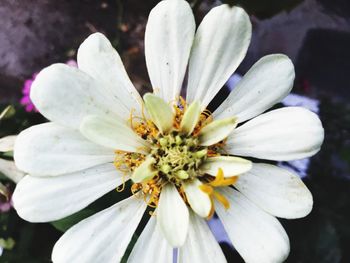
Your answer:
(12, 1), (324, 262)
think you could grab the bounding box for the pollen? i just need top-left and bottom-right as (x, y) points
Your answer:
(114, 150), (146, 172)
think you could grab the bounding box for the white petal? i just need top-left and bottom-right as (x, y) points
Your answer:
(157, 184), (189, 247)
(0, 159), (25, 183)
(145, 0), (195, 103)
(226, 107), (324, 161)
(183, 179), (211, 218)
(14, 123), (114, 176)
(52, 197), (146, 263)
(216, 187), (290, 263)
(186, 5), (252, 109)
(128, 217), (173, 263)
(199, 117), (237, 146)
(13, 163), (125, 222)
(144, 93), (174, 134)
(131, 157), (156, 183)
(214, 54), (295, 123)
(0, 135), (16, 152)
(180, 101), (201, 135)
(80, 115), (150, 153)
(201, 156), (252, 177)
(31, 64), (121, 129)
(178, 212), (226, 263)
(77, 32), (143, 118)
(235, 163), (313, 219)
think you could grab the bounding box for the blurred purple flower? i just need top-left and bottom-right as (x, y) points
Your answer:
(20, 73), (38, 112)
(0, 184), (12, 213)
(0, 198), (12, 213)
(20, 60), (78, 112)
(65, 59), (78, 68)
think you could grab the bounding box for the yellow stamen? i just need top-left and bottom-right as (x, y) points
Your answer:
(128, 108), (136, 129)
(200, 168), (238, 219)
(218, 176), (238, 186)
(213, 191), (230, 210)
(178, 185), (188, 204)
(199, 184), (214, 195)
(209, 168), (238, 187)
(116, 171), (128, 192)
(114, 150), (146, 173)
(207, 198), (215, 219)
(208, 168), (225, 187)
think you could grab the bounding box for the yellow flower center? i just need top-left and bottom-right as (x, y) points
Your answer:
(114, 97), (235, 216)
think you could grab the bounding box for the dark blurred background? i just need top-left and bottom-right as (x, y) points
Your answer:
(0, 0), (349, 262)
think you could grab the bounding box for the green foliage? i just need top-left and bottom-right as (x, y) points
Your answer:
(51, 209), (96, 232)
(120, 233), (139, 263)
(51, 182), (132, 232)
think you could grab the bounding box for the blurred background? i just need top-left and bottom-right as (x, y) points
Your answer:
(0, 0), (349, 262)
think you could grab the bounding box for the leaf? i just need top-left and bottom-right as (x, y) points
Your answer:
(120, 233), (139, 263)
(51, 209), (96, 232)
(51, 183), (132, 232)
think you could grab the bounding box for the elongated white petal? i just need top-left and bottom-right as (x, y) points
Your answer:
(14, 123), (114, 176)
(145, 0), (195, 103)
(131, 157), (156, 183)
(216, 188), (290, 263)
(31, 64), (120, 129)
(0, 159), (25, 183)
(13, 163), (125, 222)
(128, 217), (173, 263)
(178, 212), (226, 263)
(78, 32), (143, 118)
(183, 179), (211, 218)
(80, 115), (150, 153)
(214, 54), (295, 123)
(226, 107), (324, 161)
(235, 163), (313, 219)
(199, 117), (237, 146)
(144, 93), (174, 134)
(0, 135), (16, 152)
(157, 184), (189, 247)
(180, 101), (201, 135)
(52, 197), (146, 263)
(201, 156), (252, 177)
(186, 5), (251, 109)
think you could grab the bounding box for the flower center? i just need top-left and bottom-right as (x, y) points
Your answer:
(151, 131), (207, 185)
(114, 96), (237, 212)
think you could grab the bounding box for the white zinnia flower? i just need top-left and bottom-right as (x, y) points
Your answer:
(12, 0), (324, 262)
